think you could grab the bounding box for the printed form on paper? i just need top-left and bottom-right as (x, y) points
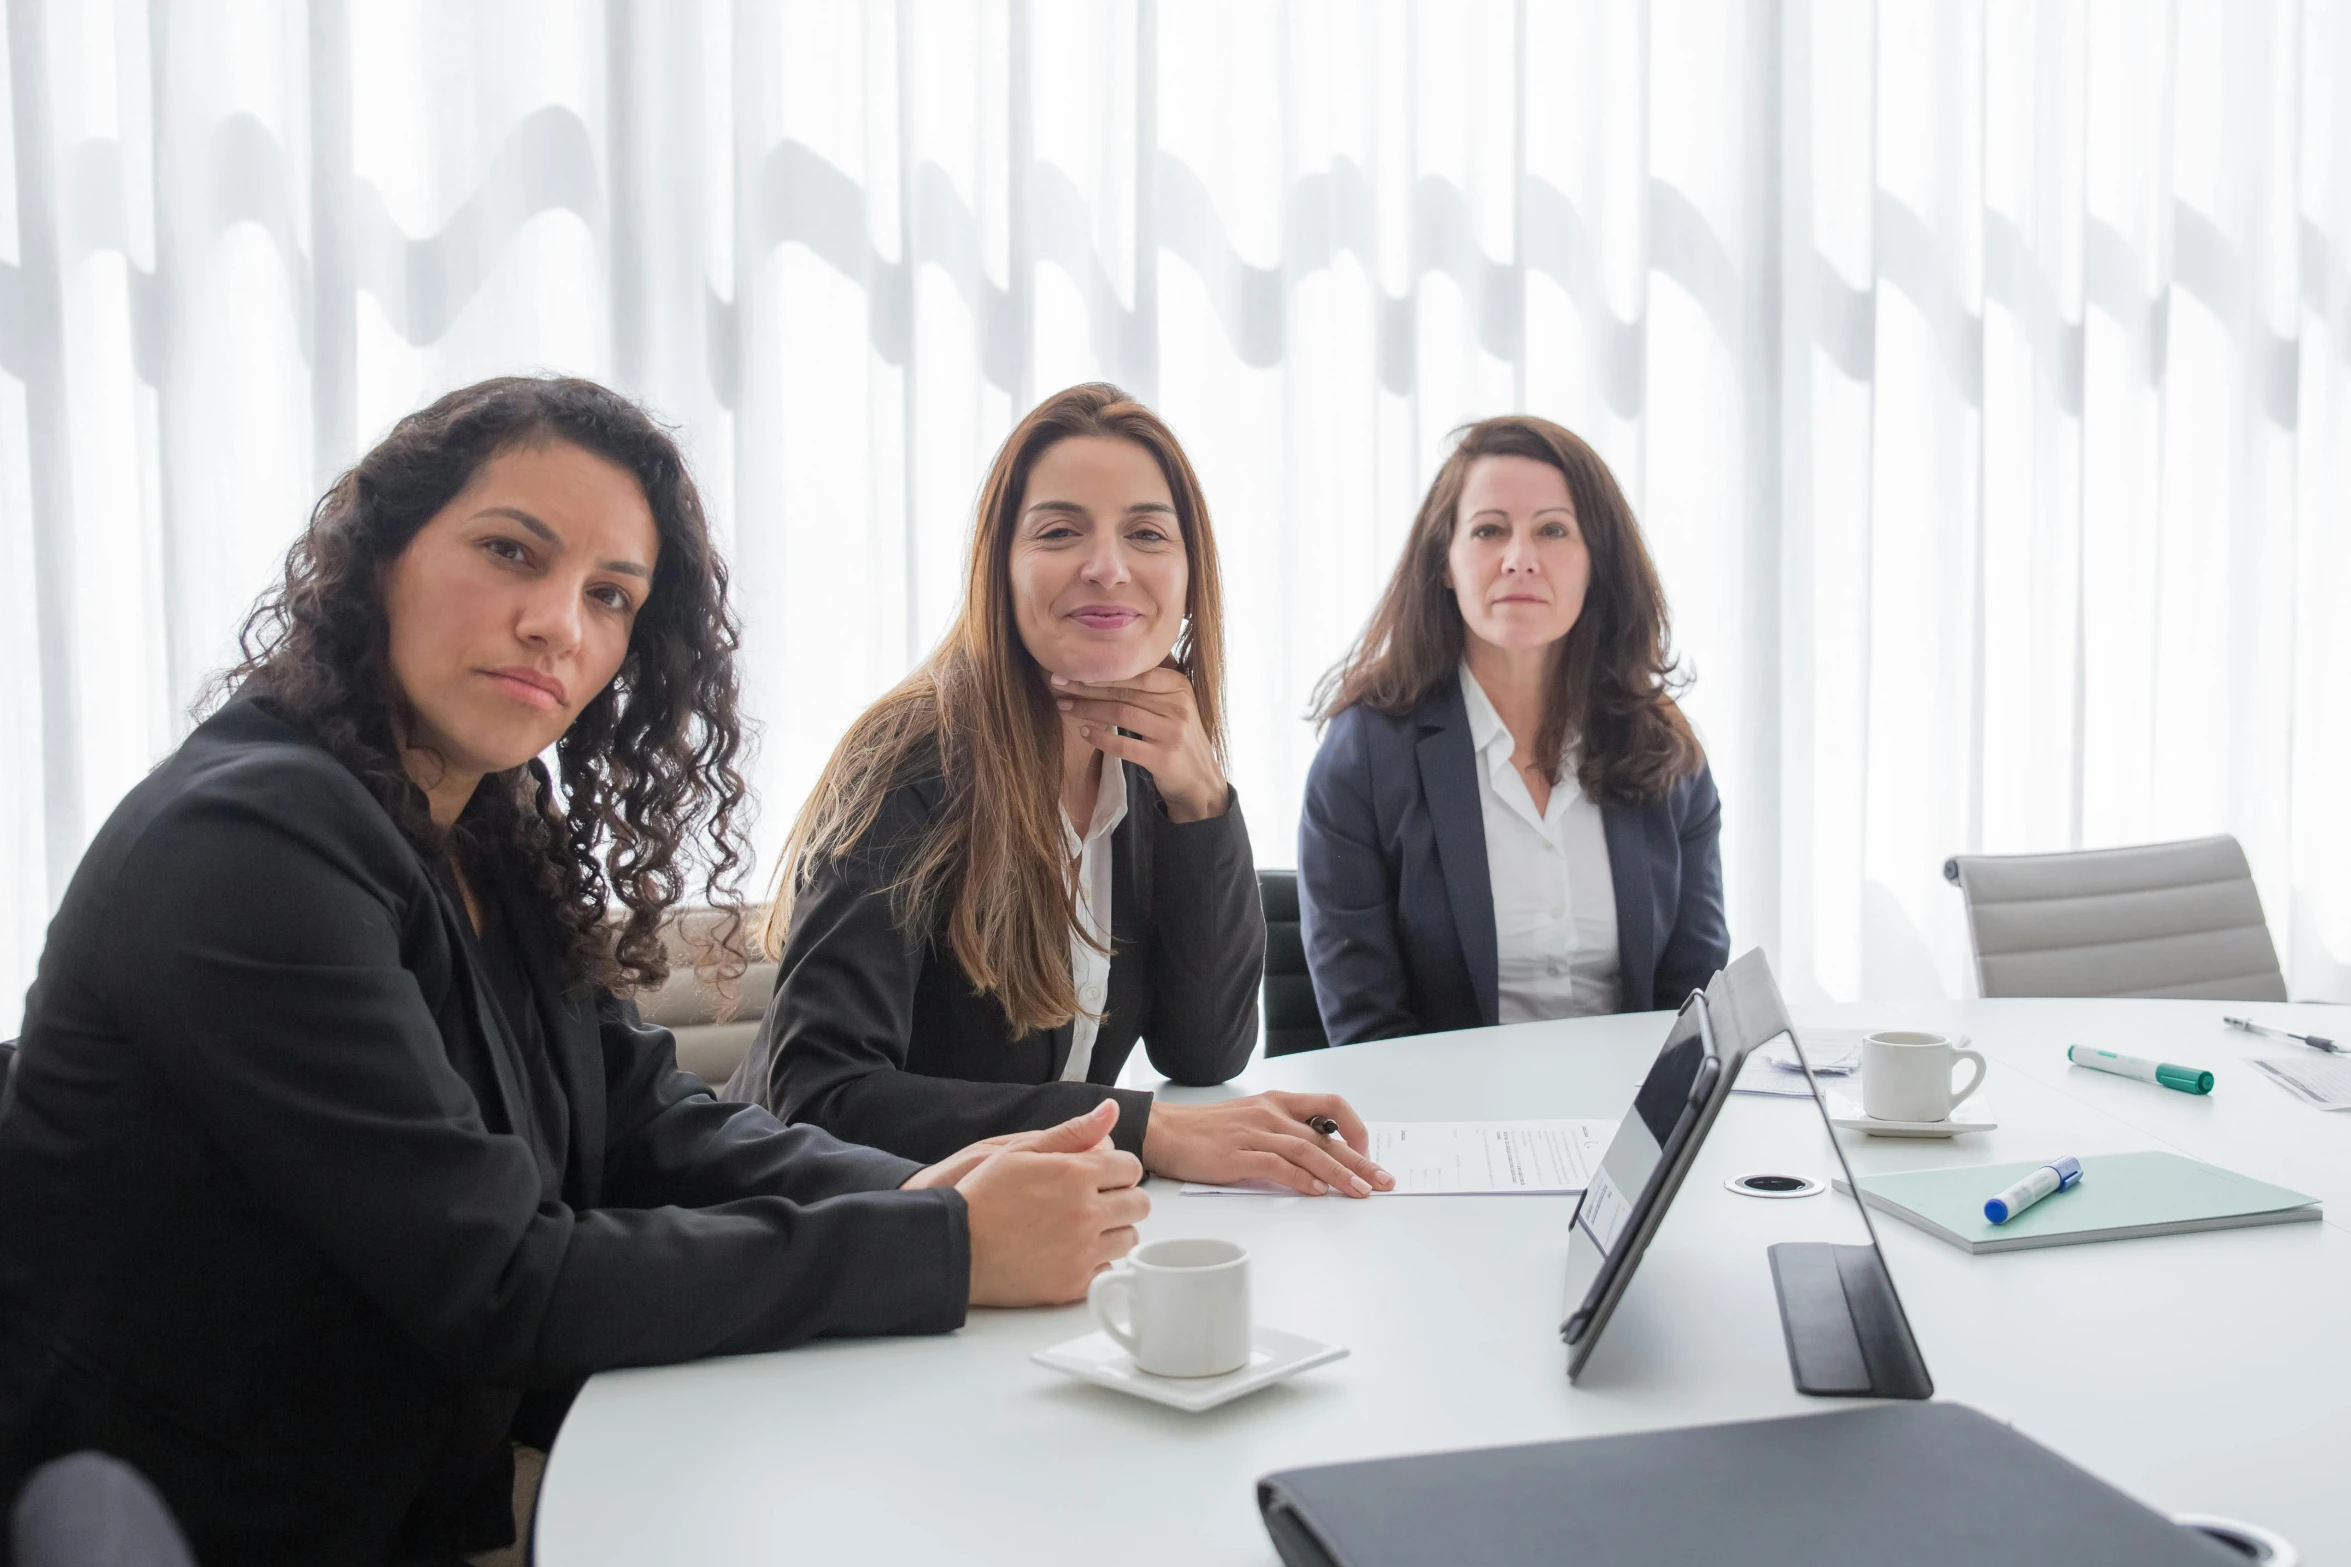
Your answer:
(1181, 1120), (1615, 1196)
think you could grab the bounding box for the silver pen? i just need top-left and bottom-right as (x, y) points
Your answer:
(2222, 1015), (2338, 1054)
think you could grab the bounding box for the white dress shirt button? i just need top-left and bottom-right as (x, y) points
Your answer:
(1059, 761), (1129, 1082)
(1458, 660), (1622, 1024)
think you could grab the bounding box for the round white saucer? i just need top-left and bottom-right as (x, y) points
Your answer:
(1823, 1090), (1996, 1138)
(1031, 1325), (1347, 1412)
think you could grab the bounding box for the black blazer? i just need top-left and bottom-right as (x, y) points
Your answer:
(1297, 676), (1729, 1045)
(725, 753), (1263, 1165)
(0, 698), (969, 1566)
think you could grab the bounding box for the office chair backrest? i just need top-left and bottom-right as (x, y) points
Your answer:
(12, 1453), (196, 1567)
(1943, 834), (2287, 1001)
(1258, 870), (1329, 1056)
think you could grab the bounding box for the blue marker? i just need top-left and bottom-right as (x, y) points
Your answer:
(1984, 1156), (2083, 1225)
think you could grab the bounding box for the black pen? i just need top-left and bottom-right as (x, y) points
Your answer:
(1306, 1115), (1396, 1191)
(2223, 1015), (2338, 1053)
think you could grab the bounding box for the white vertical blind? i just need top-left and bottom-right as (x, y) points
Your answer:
(4, 0), (2346, 1039)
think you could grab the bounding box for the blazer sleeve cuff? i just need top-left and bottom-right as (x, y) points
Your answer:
(1156, 782), (1246, 832)
(1108, 1086), (1155, 1156)
(855, 1146), (930, 1192)
(937, 1188), (973, 1330)
(1153, 786), (1254, 878)
(866, 1186), (972, 1336)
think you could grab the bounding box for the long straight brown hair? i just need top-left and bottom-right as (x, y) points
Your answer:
(1313, 415), (1701, 807)
(759, 383), (1227, 1034)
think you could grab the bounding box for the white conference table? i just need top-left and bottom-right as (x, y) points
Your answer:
(536, 999), (2351, 1564)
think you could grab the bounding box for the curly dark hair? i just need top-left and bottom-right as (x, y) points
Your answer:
(212, 374), (751, 995)
(1312, 414), (1702, 807)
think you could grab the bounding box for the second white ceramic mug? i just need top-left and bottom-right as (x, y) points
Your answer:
(1862, 1031), (1987, 1122)
(1087, 1237), (1252, 1378)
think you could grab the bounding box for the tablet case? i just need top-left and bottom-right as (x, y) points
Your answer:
(1257, 1403), (2238, 1567)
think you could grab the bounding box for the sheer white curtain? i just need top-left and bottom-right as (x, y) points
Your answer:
(6, 0), (2347, 1037)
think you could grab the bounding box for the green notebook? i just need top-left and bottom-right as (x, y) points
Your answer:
(1839, 1151), (2322, 1255)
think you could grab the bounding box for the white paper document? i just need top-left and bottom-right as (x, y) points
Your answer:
(1731, 1029), (1863, 1097)
(1732, 1058), (1823, 1098)
(2249, 1054), (2351, 1111)
(1180, 1119), (1613, 1196)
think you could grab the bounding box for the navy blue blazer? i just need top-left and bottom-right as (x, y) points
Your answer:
(1297, 675), (1729, 1044)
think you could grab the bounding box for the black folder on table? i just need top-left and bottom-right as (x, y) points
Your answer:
(1258, 1403), (2236, 1567)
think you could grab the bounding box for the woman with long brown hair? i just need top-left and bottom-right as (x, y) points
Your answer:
(1300, 415), (1728, 1045)
(0, 377), (1145, 1564)
(728, 383), (1390, 1198)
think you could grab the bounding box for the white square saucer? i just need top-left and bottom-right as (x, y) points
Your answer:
(1031, 1325), (1347, 1412)
(1824, 1090), (1997, 1138)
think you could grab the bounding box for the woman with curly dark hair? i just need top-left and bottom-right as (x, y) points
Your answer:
(1299, 415), (1729, 1045)
(0, 376), (1143, 1564)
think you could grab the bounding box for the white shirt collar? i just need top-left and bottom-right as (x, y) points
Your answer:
(1458, 660), (1512, 758)
(1459, 658), (1590, 838)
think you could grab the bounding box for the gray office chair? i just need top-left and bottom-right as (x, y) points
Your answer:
(1258, 870), (1329, 1056)
(1942, 834), (2287, 1001)
(12, 1453), (196, 1567)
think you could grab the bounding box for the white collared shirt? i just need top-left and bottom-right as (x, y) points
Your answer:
(1458, 662), (1622, 1023)
(1058, 753), (1129, 1082)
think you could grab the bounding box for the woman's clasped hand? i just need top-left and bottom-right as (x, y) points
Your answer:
(902, 1095), (1396, 1303)
(901, 1101), (1150, 1305)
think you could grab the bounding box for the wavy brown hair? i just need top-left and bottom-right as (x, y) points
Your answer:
(1313, 415), (1701, 806)
(758, 383), (1225, 1035)
(212, 375), (752, 995)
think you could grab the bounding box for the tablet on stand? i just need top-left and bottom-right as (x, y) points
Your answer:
(1560, 948), (1933, 1399)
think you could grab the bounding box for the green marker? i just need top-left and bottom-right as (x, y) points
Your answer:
(2066, 1044), (2214, 1094)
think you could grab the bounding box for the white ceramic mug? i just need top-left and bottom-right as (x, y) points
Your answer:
(1087, 1237), (1252, 1378)
(1862, 1031), (1987, 1122)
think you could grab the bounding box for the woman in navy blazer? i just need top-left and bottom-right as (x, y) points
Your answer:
(1300, 416), (1728, 1044)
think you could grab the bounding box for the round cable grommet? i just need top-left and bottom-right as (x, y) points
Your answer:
(2172, 1514), (2295, 1566)
(1724, 1172), (1824, 1199)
